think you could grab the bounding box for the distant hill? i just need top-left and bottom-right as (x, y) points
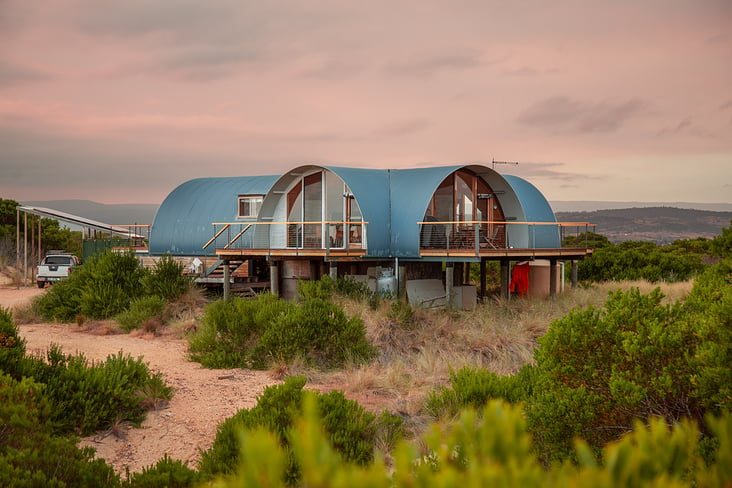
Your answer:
(551, 201), (732, 212)
(556, 207), (732, 244)
(21, 200), (159, 226)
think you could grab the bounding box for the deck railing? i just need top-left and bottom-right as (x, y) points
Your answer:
(203, 221), (368, 253)
(418, 221), (596, 253)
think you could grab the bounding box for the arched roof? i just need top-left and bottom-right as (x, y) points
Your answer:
(502, 175), (560, 248)
(150, 165), (559, 258)
(150, 175), (278, 255)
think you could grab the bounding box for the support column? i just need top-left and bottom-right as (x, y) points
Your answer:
(500, 260), (510, 301)
(398, 265), (407, 300)
(549, 258), (558, 301)
(223, 259), (231, 300)
(479, 259), (486, 298)
(571, 260), (578, 289)
(329, 262), (338, 280)
(446, 262), (454, 309)
(23, 212), (28, 287)
(16, 209), (20, 289)
(464, 262), (471, 285)
(270, 262), (279, 297)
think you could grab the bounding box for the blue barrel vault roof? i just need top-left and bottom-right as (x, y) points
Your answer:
(149, 175), (278, 256)
(149, 165), (560, 258)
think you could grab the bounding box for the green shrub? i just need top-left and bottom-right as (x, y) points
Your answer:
(425, 260), (732, 465)
(526, 286), (702, 462)
(122, 455), (199, 488)
(686, 258), (732, 413)
(198, 376), (380, 485)
(189, 293), (291, 368)
(116, 295), (167, 332)
(35, 250), (150, 321)
(189, 285), (376, 370)
(425, 366), (537, 419)
(208, 399), (732, 488)
(143, 254), (194, 301)
(0, 373), (120, 487)
(21, 346), (172, 436)
(0, 307), (26, 378)
(253, 297), (376, 369)
(578, 240), (706, 283)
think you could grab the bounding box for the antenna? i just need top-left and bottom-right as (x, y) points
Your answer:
(492, 158), (519, 170)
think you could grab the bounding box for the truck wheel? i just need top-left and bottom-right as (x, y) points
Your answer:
(37, 281), (45, 289)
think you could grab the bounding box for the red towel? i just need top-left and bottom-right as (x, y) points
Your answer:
(510, 262), (530, 297)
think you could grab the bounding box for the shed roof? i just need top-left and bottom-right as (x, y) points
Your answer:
(149, 175), (278, 255)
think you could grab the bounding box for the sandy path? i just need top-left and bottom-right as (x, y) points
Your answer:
(1, 286), (279, 476)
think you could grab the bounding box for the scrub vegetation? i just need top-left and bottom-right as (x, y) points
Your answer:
(0, 221), (730, 486)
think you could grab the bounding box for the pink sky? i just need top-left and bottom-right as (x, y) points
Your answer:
(1, 0), (730, 205)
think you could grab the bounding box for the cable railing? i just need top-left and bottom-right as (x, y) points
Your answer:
(203, 221), (368, 254)
(418, 220), (596, 253)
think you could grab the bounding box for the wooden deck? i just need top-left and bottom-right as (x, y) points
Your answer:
(215, 246), (592, 261)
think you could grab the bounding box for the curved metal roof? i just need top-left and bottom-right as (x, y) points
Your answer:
(149, 175), (278, 255)
(502, 175), (560, 248)
(150, 165), (559, 258)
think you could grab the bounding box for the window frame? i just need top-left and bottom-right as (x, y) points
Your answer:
(237, 194), (264, 219)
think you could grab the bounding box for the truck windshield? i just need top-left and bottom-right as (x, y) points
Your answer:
(45, 256), (72, 265)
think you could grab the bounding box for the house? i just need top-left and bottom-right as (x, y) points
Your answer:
(149, 164), (593, 306)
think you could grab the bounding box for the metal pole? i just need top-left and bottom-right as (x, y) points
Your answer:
(445, 262), (454, 309)
(23, 212), (28, 287)
(16, 208), (20, 289)
(223, 259), (231, 300)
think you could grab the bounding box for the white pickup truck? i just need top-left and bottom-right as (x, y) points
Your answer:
(36, 252), (81, 288)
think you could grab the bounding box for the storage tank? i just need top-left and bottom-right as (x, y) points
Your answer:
(528, 260), (562, 298)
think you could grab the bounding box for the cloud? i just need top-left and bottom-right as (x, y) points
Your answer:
(507, 161), (601, 182)
(517, 96), (646, 133)
(0, 60), (53, 87)
(386, 50), (488, 77)
(371, 118), (430, 138)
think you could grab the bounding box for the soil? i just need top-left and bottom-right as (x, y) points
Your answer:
(0, 285), (283, 476)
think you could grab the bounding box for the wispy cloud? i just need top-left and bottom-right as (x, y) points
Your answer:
(517, 96), (646, 133)
(0, 61), (53, 87)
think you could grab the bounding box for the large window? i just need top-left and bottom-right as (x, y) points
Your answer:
(238, 195), (263, 218)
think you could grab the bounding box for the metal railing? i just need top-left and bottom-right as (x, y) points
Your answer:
(203, 221), (368, 253)
(418, 220), (596, 253)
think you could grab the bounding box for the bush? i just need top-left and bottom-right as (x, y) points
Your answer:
(189, 283), (376, 370)
(116, 295), (167, 332)
(198, 376), (388, 485)
(188, 293), (291, 368)
(206, 399), (732, 488)
(0, 373), (120, 487)
(20, 346), (173, 436)
(578, 240), (706, 283)
(35, 250), (150, 321)
(253, 297), (376, 369)
(0, 307), (26, 378)
(424, 260), (732, 464)
(122, 455), (199, 488)
(142, 254), (194, 301)
(425, 366), (537, 419)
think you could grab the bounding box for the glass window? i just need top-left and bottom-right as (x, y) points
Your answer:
(238, 195), (263, 218)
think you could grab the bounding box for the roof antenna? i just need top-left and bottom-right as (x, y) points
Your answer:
(492, 158), (519, 170)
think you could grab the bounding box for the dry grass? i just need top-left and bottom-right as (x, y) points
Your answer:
(306, 279), (696, 417)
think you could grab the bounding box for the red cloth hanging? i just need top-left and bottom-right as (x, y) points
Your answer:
(510, 262), (530, 297)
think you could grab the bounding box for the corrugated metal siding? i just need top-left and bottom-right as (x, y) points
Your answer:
(149, 175), (278, 256)
(502, 175), (560, 248)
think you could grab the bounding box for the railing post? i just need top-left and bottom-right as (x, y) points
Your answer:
(223, 259), (231, 300)
(446, 262), (454, 309)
